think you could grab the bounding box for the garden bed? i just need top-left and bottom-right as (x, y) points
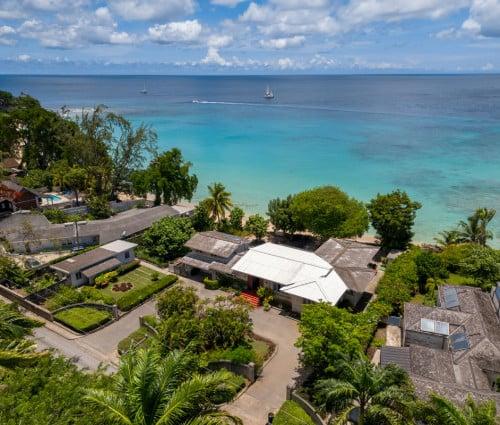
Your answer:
(118, 326), (153, 354)
(54, 306), (112, 333)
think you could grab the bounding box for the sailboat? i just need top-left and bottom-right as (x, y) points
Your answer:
(140, 82), (147, 94)
(264, 85), (274, 99)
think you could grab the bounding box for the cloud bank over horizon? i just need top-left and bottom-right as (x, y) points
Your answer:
(0, 0), (499, 73)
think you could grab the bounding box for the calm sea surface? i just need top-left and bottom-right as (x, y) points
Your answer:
(1, 75), (499, 245)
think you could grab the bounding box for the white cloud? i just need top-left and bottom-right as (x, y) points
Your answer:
(211, 0), (246, 7)
(108, 0), (196, 21)
(277, 57), (295, 69)
(17, 54), (31, 62)
(208, 34), (233, 48)
(260, 35), (305, 49)
(0, 25), (15, 36)
(465, 0), (500, 37)
(481, 62), (494, 70)
(202, 46), (230, 65)
(309, 54), (337, 67)
(148, 20), (203, 44)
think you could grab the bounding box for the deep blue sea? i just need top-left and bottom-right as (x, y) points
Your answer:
(1, 75), (499, 246)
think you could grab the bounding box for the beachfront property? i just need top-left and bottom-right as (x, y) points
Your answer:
(50, 240), (137, 286)
(0, 180), (42, 211)
(0, 204), (193, 253)
(380, 284), (500, 408)
(173, 231), (249, 277)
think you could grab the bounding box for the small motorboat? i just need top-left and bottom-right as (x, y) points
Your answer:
(264, 86), (274, 99)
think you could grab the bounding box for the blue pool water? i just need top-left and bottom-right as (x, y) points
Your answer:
(1, 75), (499, 245)
(47, 194), (62, 202)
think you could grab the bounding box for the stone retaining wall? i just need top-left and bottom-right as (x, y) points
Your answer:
(208, 360), (257, 383)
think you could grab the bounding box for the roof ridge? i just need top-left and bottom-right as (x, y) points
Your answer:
(252, 243), (331, 269)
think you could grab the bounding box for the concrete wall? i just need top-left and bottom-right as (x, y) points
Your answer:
(208, 360), (257, 382)
(286, 385), (326, 425)
(0, 282), (54, 321)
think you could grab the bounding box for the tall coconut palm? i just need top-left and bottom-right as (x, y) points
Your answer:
(458, 208), (496, 246)
(205, 183), (233, 223)
(85, 347), (242, 425)
(434, 229), (464, 248)
(417, 393), (498, 425)
(314, 354), (415, 425)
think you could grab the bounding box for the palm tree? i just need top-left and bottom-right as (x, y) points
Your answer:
(314, 354), (415, 425)
(205, 183), (233, 223)
(458, 208), (496, 246)
(86, 347), (242, 425)
(0, 302), (47, 369)
(417, 393), (498, 425)
(434, 229), (464, 248)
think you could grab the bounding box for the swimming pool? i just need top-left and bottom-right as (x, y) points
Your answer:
(46, 194), (62, 202)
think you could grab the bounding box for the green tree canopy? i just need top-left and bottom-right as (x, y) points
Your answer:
(229, 207), (245, 231)
(141, 216), (194, 261)
(191, 199), (215, 232)
(458, 208), (496, 247)
(244, 214), (269, 240)
(290, 186), (369, 240)
(367, 190), (422, 249)
(147, 148), (198, 205)
(267, 195), (302, 235)
(64, 166), (87, 206)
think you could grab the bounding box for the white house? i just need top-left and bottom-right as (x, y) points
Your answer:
(51, 240), (137, 286)
(231, 243), (349, 313)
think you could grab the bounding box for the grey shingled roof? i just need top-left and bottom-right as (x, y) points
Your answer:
(51, 248), (115, 274)
(82, 257), (121, 278)
(380, 346), (411, 371)
(401, 285), (500, 408)
(185, 231), (247, 258)
(315, 238), (380, 292)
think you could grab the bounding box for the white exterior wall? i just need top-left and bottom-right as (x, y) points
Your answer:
(113, 249), (135, 264)
(70, 271), (88, 287)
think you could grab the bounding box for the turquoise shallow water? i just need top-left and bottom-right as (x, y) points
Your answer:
(1, 75), (499, 245)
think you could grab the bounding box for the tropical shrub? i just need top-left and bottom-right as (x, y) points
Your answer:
(415, 250), (448, 293)
(45, 285), (86, 311)
(94, 270), (118, 288)
(157, 285), (199, 319)
(458, 245), (500, 290)
(267, 195), (302, 235)
(43, 208), (68, 224)
(116, 275), (177, 311)
(203, 277), (220, 290)
(80, 286), (115, 305)
(0, 255), (28, 287)
(190, 199), (215, 232)
(244, 214), (269, 240)
(151, 271), (159, 281)
(116, 258), (140, 274)
(86, 195), (112, 219)
(229, 206), (245, 231)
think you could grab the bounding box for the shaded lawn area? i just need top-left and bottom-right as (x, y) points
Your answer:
(54, 307), (112, 333)
(98, 266), (166, 302)
(274, 400), (315, 425)
(118, 326), (153, 354)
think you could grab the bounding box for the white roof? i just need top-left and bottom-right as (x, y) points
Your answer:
(231, 243), (347, 304)
(281, 271), (348, 305)
(101, 239), (138, 253)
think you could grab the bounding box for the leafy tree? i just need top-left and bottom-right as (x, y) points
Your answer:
(415, 250), (448, 293)
(86, 348), (242, 425)
(416, 393), (498, 425)
(296, 303), (365, 376)
(367, 190), (422, 249)
(49, 159), (70, 189)
(141, 216), (194, 261)
(64, 166), (87, 206)
(191, 199), (215, 232)
(0, 354), (111, 425)
(267, 195), (302, 235)
(20, 169), (53, 190)
(458, 208), (496, 246)
(434, 229), (463, 247)
(291, 186), (369, 240)
(43, 208), (68, 224)
(206, 182), (233, 223)
(86, 195), (112, 219)
(0, 256), (28, 287)
(157, 286), (199, 320)
(458, 244), (500, 290)
(148, 148), (198, 205)
(229, 207), (245, 231)
(314, 353), (415, 425)
(130, 169), (151, 198)
(244, 214), (269, 240)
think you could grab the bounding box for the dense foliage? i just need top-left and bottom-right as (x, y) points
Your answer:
(140, 216), (194, 261)
(244, 213), (269, 240)
(274, 401), (315, 425)
(205, 182), (233, 223)
(367, 190), (422, 249)
(267, 195), (302, 235)
(191, 199), (215, 231)
(290, 186), (369, 239)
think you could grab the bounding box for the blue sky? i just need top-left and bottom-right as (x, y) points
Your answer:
(1, 0), (499, 74)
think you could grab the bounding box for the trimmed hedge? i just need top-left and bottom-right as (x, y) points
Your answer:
(116, 259), (141, 275)
(274, 401), (315, 425)
(54, 307), (112, 333)
(203, 277), (220, 290)
(116, 275), (178, 311)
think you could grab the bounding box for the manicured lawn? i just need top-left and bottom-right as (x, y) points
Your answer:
(99, 266), (166, 302)
(54, 307), (112, 333)
(445, 273), (475, 286)
(274, 400), (315, 425)
(251, 339), (273, 369)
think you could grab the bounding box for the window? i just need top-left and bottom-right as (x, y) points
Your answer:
(124, 251), (130, 259)
(75, 271), (82, 280)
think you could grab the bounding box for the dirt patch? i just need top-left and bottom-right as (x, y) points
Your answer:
(112, 282), (133, 292)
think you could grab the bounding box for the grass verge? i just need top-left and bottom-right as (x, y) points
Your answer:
(54, 307), (112, 333)
(274, 400), (315, 425)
